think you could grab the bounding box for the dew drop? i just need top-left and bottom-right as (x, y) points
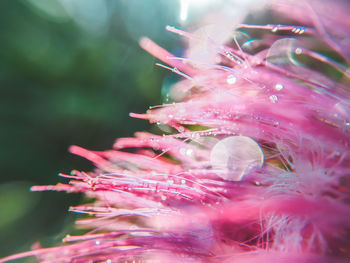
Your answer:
(266, 38), (297, 66)
(164, 94), (170, 102)
(293, 27), (301, 34)
(161, 74), (181, 103)
(186, 148), (194, 157)
(157, 121), (173, 134)
(167, 179), (174, 184)
(274, 83), (284, 91)
(269, 94), (278, 103)
(271, 26), (279, 33)
(161, 195), (167, 201)
(295, 47), (303, 55)
(181, 179), (186, 185)
(210, 136), (264, 181)
(191, 133), (199, 139)
(180, 147), (186, 155)
(226, 74), (237, 85)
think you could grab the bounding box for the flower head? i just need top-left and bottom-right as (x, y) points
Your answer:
(2, 0), (350, 262)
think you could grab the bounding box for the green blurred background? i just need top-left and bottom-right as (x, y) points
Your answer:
(0, 0), (185, 259)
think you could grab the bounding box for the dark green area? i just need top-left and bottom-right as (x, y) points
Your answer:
(0, 0), (181, 259)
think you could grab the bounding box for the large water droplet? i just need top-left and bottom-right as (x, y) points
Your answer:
(210, 136), (264, 181)
(266, 38), (299, 67)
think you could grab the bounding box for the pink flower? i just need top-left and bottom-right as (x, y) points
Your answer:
(2, 0), (350, 262)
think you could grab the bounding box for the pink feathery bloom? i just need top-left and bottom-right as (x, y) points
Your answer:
(2, 0), (350, 262)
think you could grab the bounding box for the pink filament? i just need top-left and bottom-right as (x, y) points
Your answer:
(1, 0), (350, 262)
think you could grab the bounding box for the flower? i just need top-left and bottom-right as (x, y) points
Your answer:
(2, 0), (350, 262)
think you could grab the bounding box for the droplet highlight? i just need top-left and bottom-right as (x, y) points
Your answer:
(269, 94), (279, 103)
(271, 25), (279, 33)
(227, 74), (237, 85)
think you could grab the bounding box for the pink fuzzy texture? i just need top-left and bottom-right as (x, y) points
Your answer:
(2, 0), (350, 262)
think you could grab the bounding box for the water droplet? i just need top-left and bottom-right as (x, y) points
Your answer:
(181, 179), (186, 185)
(271, 26), (279, 32)
(273, 121), (279, 127)
(190, 133), (200, 140)
(295, 47), (302, 55)
(167, 179), (174, 184)
(180, 148), (186, 155)
(266, 38), (298, 66)
(157, 121), (173, 134)
(210, 136), (264, 181)
(226, 74), (237, 85)
(186, 149), (194, 157)
(269, 94), (278, 103)
(95, 241), (100, 245)
(274, 83), (284, 91)
(161, 195), (167, 201)
(164, 94), (170, 102)
(293, 27), (301, 34)
(178, 126), (185, 132)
